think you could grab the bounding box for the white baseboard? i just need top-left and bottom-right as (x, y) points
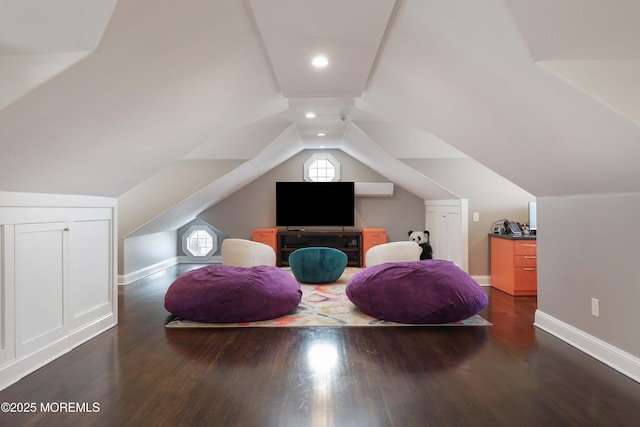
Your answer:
(118, 256), (222, 286)
(69, 313), (116, 349)
(176, 255), (221, 265)
(472, 275), (491, 286)
(118, 257), (180, 286)
(535, 310), (640, 383)
(0, 314), (116, 391)
(0, 336), (71, 391)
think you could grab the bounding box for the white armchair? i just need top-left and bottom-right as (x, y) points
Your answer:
(221, 238), (276, 267)
(365, 241), (423, 267)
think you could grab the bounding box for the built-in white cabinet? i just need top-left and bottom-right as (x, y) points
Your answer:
(69, 219), (114, 331)
(15, 222), (69, 358)
(0, 192), (117, 390)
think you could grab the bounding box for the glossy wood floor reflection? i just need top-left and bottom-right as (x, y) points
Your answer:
(2, 264), (640, 426)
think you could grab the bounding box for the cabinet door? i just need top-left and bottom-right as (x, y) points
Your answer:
(69, 220), (113, 330)
(15, 222), (69, 357)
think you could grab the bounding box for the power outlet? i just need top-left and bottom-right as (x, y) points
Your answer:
(591, 298), (600, 317)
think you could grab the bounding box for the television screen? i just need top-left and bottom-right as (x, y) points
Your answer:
(276, 182), (355, 227)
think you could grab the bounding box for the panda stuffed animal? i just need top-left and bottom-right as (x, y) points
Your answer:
(408, 230), (433, 260)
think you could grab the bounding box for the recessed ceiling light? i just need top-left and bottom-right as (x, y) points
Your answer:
(312, 55), (329, 68)
(305, 112), (316, 118)
(316, 132), (326, 137)
(319, 145), (326, 148)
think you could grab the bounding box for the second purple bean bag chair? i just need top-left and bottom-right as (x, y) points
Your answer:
(346, 260), (487, 324)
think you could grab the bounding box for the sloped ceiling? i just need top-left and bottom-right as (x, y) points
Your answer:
(0, 0), (117, 109)
(1, 0), (640, 235)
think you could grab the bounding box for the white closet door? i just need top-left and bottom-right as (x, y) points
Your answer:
(425, 199), (468, 272)
(15, 222), (69, 357)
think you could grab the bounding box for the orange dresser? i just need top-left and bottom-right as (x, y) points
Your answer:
(252, 228), (278, 261)
(361, 228), (387, 267)
(490, 235), (537, 296)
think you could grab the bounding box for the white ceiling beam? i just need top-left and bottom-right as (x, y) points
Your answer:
(341, 122), (459, 201)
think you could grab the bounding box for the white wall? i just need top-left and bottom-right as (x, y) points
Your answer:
(536, 193), (640, 379)
(118, 159), (244, 237)
(121, 231), (178, 283)
(117, 159), (244, 273)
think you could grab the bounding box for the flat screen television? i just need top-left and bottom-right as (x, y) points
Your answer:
(276, 182), (355, 227)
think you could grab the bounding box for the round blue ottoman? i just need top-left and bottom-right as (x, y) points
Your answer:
(346, 260), (488, 324)
(288, 247), (348, 284)
(164, 264), (302, 323)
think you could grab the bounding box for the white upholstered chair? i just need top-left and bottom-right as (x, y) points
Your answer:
(365, 241), (423, 267)
(221, 238), (276, 267)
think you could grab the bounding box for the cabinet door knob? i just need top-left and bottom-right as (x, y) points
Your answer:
(64, 227), (70, 232)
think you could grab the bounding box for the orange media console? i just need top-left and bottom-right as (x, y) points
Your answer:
(252, 227), (388, 268)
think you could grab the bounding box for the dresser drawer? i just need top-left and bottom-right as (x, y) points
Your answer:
(253, 228), (277, 237)
(252, 228), (277, 245)
(362, 228), (387, 245)
(514, 267), (537, 294)
(514, 255), (536, 268)
(514, 241), (536, 256)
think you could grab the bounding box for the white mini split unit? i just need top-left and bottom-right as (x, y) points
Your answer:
(354, 182), (394, 197)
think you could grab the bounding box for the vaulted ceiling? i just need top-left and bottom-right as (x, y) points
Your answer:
(2, 1), (640, 234)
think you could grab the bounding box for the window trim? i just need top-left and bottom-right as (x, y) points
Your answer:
(181, 224), (218, 261)
(304, 153), (341, 182)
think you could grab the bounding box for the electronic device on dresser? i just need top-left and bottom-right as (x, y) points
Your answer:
(504, 220), (522, 236)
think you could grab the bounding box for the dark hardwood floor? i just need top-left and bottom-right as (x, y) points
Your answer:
(2, 264), (640, 426)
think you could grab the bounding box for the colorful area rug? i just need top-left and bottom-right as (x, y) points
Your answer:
(165, 267), (491, 328)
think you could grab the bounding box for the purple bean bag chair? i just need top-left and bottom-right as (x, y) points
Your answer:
(346, 260), (488, 324)
(164, 264), (302, 323)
